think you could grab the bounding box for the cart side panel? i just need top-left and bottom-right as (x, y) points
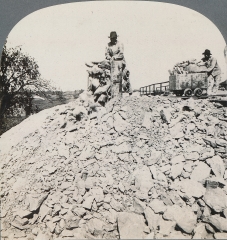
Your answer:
(169, 75), (176, 91)
(191, 73), (208, 89)
(178, 74), (192, 90)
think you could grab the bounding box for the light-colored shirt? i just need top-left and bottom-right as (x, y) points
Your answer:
(200, 57), (221, 77)
(105, 40), (125, 62)
(204, 57), (221, 76)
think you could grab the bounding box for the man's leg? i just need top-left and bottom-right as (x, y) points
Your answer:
(111, 83), (121, 98)
(127, 79), (132, 95)
(110, 60), (120, 98)
(213, 74), (221, 93)
(117, 61), (124, 97)
(207, 75), (214, 95)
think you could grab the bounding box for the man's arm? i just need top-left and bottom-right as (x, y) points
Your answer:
(113, 42), (124, 60)
(105, 45), (112, 60)
(205, 57), (217, 72)
(197, 57), (206, 66)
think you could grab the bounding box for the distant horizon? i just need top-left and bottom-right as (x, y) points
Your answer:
(6, 1), (227, 91)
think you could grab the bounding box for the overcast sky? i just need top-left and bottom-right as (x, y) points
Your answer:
(6, 1), (227, 91)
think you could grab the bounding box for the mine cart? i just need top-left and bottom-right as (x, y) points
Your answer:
(169, 73), (208, 97)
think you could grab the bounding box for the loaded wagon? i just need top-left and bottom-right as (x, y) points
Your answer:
(169, 73), (208, 97)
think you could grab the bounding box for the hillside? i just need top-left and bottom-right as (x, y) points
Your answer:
(0, 90), (83, 136)
(0, 93), (227, 239)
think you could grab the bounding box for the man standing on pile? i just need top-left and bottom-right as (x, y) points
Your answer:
(105, 31), (126, 98)
(198, 49), (221, 95)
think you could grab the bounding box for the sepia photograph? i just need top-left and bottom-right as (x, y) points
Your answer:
(0, 1), (227, 239)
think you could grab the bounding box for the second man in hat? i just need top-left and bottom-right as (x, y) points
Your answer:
(198, 49), (222, 95)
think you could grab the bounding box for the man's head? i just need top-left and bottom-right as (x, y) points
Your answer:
(202, 49), (212, 60)
(109, 31), (118, 44)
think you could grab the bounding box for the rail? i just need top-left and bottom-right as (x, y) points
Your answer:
(140, 81), (169, 96)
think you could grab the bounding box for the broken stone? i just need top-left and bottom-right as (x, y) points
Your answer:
(193, 223), (207, 239)
(46, 221), (56, 233)
(28, 193), (49, 212)
(134, 165), (153, 195)
(170, 162), (183, 179)
(11, 220), (27, 230)
(32, 227), (39, 236)
(144, 232), (155, 239)
(203, 137), (217, 148)
(184, 151), (199, 161)
(112, 142), (131, 154)
(214, 232), (227, 239)
(168, 190), (185, 207)
(178, 179), (206, 198)
(86, 218), (104, 236)
(142, 112), (152, 129)
(149, 199), (166, 214)
(65, 217), (80, 230)
(159, 218), (175, 236)
(14, 215), (29, 226)
(163, 204), (182, 221)
(114, 112), (131, 133)
(110, 197), (123, 212)
(91, 187), (104, 203)
(39, 204), (52, 222)
(175, 207), (197, 234)
(206, 155), (225, 178)
(203, 215), (227, 232)
(12, 177), (27, 193)
(190, 162), (211, 182)
(16, 209), (32, 219)
(72, 207), (86, 217)
(133, 197), (146, 214)
(117, 212), (146, 239)
(61, 229), (74, 237)
(160, 108), (172, 124)
(144, 207), (159, 231)
(171, 154), (185, 165)
(34, 232), (51, 240)
(203, 187), (227, 213)
(83, 196), (95, 210)
(205, 223), (215, 233)
(145, 149), (162, 166)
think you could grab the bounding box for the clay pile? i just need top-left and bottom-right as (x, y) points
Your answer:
(1, 93), (227, 239)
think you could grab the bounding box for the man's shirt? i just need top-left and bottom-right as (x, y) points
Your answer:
(105, 40), (125, 62)
(205, 57), (221, 76)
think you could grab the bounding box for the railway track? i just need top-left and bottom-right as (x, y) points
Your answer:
(140, 86), (227, 107)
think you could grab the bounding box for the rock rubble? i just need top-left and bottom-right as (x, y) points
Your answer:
(0, 93), (227, 239)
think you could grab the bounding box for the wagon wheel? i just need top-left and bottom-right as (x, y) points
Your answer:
(184, 88), (192, 97)
(194, 88), (203, 97)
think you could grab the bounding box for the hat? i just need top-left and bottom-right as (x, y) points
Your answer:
(202, 49), (212, 55)
(108, 31), (118, 38)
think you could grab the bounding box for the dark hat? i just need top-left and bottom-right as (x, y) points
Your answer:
(202, 49), (212, 55)
(108, 31), (118, 38)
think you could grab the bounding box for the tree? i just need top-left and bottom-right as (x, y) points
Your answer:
(0, 43), (55, 117)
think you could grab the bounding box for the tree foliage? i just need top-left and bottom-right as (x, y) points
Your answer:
(0, 44), (56, 117)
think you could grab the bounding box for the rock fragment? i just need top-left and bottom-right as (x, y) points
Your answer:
(117, 212), (146, 239)
(203, 187), (227, 213)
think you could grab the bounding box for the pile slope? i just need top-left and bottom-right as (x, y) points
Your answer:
(1, 93), (227, 239)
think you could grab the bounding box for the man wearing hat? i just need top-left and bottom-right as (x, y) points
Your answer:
(198, 49), (221, 95)
(105, 31), (126, 98)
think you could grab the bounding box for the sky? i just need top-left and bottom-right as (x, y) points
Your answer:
(6, 1), (227, 91)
